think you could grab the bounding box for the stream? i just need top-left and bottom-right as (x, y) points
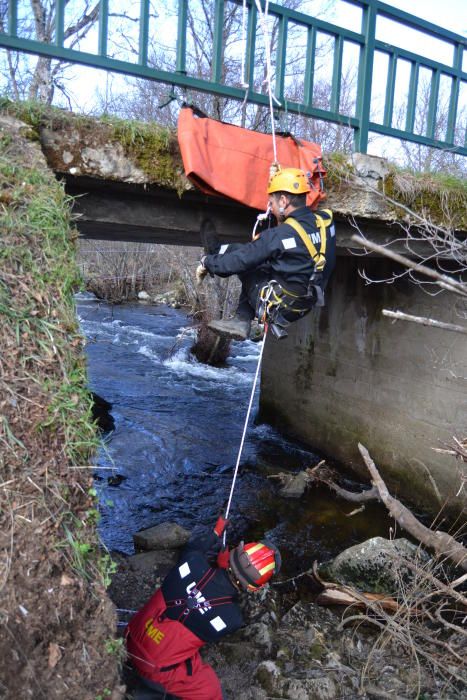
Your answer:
(77, 295), (392, 577)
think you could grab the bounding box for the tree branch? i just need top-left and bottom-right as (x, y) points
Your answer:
(382, 309), (467, 335)
(351, 234), (467, 297)
(358, 443), (467, 571)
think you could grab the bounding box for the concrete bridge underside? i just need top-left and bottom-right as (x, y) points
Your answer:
(66, 174), (399, 252)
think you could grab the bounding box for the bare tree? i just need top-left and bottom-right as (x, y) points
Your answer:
(0, 0), (99, 104)
(393, 73), (467, 177)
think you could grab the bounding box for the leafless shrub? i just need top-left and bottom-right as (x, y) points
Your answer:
(338, 548), (467, 698)
(78, 239), (196, 303)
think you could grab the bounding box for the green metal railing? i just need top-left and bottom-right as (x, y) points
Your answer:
(1, 0), (466, 155)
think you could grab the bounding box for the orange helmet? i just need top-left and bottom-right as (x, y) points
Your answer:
(267, 167), (311, 195)
(229, 541), (281, 592)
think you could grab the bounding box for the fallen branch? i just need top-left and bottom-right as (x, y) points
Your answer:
(305, 465), (378, 503)
(358, 443), (467, 571)
(382, 309), (467, 335)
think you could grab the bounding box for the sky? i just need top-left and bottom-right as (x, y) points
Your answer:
(379, 0), (465, 35)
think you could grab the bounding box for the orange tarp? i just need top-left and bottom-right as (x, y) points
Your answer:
(177, 106), (326, 211)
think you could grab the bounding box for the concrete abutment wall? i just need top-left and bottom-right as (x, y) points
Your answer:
(260, 255), (467, 518)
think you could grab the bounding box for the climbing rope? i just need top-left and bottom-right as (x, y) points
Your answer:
(220, 3), (285, 541)
(254, 0), (281, 164)
(222, 325), (268, 547)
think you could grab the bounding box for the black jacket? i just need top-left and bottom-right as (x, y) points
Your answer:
(204, 207), (336, 294)
(160, 531), (244, 643)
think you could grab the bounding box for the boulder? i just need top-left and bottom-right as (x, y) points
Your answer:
(133, 521), (191, 551)
(128, 549), (178, 577)
(319, 536), (429, 594)
(137, 290), (150, 301)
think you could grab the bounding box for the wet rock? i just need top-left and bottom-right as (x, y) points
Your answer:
(128, 549), (178, 577)
(254, 660), (281, 694)
(319, 536), (429, 593)
(107, 474), (126, 486)
(137, 290), (150, 301)
(282, 676), (337, 700)
(278, 470), (309, 498)
(90, 391), (115, 432)
(242, 622), (273, 653)
(133, 521), (191, 551)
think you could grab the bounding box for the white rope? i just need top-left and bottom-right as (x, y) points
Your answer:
(254, 0), (281, 164)
(222, 327), (268, 547)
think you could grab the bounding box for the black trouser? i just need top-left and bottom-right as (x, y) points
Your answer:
(236, 268), (273, 321)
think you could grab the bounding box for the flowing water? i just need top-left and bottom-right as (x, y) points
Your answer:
(77, 295), (392, 576)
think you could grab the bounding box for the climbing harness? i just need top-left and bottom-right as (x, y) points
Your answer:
(222, 325), (268, 548)
(163, 567), (234, 623)
(255, 211), (333, 338)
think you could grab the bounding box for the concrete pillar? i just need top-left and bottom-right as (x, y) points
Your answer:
(260, 256), (467, 518)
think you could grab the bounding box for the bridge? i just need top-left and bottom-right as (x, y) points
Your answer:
(1, 0), (466, 157)
(14, 105), (460, 521)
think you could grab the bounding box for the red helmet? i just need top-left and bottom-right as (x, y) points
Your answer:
(229, 541), (281, 592)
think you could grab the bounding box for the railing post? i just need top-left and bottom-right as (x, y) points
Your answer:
(8, 0), (17, 37)
(54, 0), (65, 47)
(98, 0), (108, 57)
(176, 0), (188, 74)
(138, 0), (150, 66)
(354, 0), (377, 153)
(212, 0), (225, 83)
(446, 42), (463, 145)
(244, 2), (257, 87)
(275, 15), (287, 104)
(330, 35), (343, 114)
(304, 25), (316, 107)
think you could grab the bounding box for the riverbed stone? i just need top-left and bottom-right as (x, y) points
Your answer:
(278, 470), (309, 498)
(254, 660), (281, 694)
(133, 521), (191, 551)
(242, 622), (273, 653)
(128, 549), (178, 576)
(137, 290), (150, 301)
(319, 536), (429, 593)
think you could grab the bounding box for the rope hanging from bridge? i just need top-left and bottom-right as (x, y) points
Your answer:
(219, 2), (280, 543)
(222, 326), (268, 547)
(253, 0), (281, 164)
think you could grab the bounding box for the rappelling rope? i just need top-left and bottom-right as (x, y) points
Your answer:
(254, 0), (281, 164)
(222, 325), (268, 547)
(221, 2), (282, 542)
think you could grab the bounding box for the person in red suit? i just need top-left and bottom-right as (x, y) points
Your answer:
(126, 518), (281, 699)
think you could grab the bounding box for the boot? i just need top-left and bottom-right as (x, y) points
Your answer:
(200, 218), (221, 255)
(208, 317), (251, 341)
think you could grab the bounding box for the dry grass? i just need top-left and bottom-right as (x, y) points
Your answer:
(338, 547), (467, 698)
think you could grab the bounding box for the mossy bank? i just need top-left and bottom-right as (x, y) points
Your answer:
(0, 114), (123, 698)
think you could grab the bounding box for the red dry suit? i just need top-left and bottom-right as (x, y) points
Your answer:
(126, 531), (243, 699)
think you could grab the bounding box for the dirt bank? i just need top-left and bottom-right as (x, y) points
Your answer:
(0, 114), (123, 698)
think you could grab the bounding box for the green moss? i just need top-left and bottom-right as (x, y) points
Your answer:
(105, 114), (186, 194)
(382, 166), (467, 230)
(322, 151), (353, 191)
(1, 99), (188, 194)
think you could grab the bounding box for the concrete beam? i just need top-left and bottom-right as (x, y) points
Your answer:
(65, 174), (425, 255)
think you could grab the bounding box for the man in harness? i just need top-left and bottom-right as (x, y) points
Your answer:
(126, 518), (280, 699)
(197, 167), (336, 340)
